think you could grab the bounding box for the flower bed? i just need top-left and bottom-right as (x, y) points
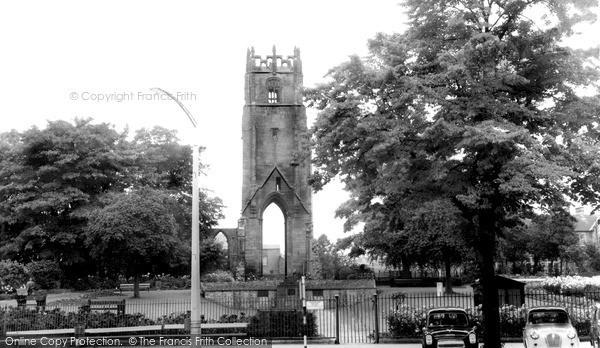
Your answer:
(539, 275), (600, 296)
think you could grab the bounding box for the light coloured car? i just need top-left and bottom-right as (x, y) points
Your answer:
(523, 307), (579, 348)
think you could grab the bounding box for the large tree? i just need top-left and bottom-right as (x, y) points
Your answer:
(85, 187), (184, 298)
(0, 119), (131, 279)
(128, 126), (224, 246)
(403, 199), (471, 293)
(0, 119), (224, 286)
(307, 1), (599, 346)
(312, 234), (355, 279)
(524, 210), (578, 274)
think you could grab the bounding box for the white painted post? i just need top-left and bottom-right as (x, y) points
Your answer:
(301, 276), (307, 348)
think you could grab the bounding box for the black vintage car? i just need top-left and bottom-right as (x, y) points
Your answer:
(421, 308), (478, 348)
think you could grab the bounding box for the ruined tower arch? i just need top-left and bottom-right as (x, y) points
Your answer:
(214, 231), (229, 250)
(259, 193), (288, 276)
(259, 191), (291, 218)
(239, 46), (312, 278)
(208, 228), (239, 270)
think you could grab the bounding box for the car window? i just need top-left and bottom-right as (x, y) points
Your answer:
(428, 312), (469, 326)
(528, 310), (569, 324)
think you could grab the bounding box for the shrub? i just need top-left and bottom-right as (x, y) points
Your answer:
(245, 265), (259, 280)
(27, 260), (63, 290)
(0, 307), (155, 334)
(569, 307), (591, 336)
(157, 312), (188, 325)
(153, 275), (190, 289)
(0, 260), (29, 291)
(0, 284), (15, 295)
(498, 305), (525, 337)
(247, 310), (317, 338)
(387, 305), (427, 338)
(201, 270), (235, 283)
(83, 312), (154, 329)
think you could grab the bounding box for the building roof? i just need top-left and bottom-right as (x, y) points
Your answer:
(574, 214), (600, 232)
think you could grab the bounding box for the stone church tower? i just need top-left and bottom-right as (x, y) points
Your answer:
(238, 46), (312, 278)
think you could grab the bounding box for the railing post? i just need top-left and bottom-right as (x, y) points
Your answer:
(335, 295), (340, 344)
(184, 310), (191, 332)
(373, 293), (379, 344)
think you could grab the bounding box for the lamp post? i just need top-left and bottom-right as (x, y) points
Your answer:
(151, 88), (201, 346)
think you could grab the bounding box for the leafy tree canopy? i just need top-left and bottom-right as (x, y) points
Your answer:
(311, 234), (353, 280)
(307, 1), (598, 346)
(85, 187), (184, 297)
(0, 119), (131, 268)
(525, 210), (578, 263)
(0, 118), (224, 286)
(403, 199), (472, 292)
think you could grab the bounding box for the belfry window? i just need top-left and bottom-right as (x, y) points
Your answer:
(267, 77), (281, 104)
(268, 89), (279, 103)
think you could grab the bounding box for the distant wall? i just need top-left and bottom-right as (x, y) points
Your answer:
(203, 279), (376, 310)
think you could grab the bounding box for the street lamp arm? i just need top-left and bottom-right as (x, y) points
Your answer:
(150, 87), (201, 346)
(151, 87), (198, 128)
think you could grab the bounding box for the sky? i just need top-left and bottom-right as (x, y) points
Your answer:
(0, 1), (407, 249)
(1, 2), (597, 254)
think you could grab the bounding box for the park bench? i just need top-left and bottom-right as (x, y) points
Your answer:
(79, 299), (126, 316)
(119, 283), (150, 292)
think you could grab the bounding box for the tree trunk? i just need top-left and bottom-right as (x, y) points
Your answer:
(133, 274), (140, 298)
(560, 259), (563, 275)
(401, 256), (412, 278)
(533, 257), (540, 274)
(444, 259), (454, 294)
(478, 218), (501, 348)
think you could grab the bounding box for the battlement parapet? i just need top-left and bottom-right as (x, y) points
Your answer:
(246, 45), (302, 73)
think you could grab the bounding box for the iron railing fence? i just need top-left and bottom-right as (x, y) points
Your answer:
(2, 289), (599, 342)
(379, 289), (597, 339)
(0, 297), (334, 339)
